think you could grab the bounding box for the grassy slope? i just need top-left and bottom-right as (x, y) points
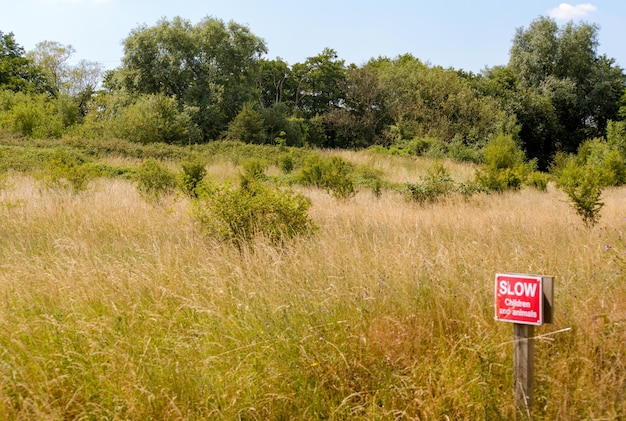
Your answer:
(0, 141), (624, 420)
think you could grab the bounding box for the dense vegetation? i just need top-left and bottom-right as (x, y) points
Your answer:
(1, 16), (625, 169)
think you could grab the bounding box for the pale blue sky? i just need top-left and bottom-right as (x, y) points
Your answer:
(1, 0), (625, 72)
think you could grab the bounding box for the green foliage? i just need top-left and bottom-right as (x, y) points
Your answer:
(551, 132), (626, 227)
(553, 154), (601, 227)
(134, 158), (177, 201)
(474, 134), (532, 192)
(193, 179), (314, 247)
(482, 133), (526, 169)
(37, 148), (99, 192)
(525, 171), (550, 191)
(554, 156), (605, 228)
(355, 165), (385, 198)
(260, 103), (304, 147)
(577, 137), (626, 186)
(508, 17), (626, 160)
(225, 102), (266, 144)
(291, 48), (347, 118)
(111, 94), (200, 144)
(475, 167), (523, 192)
(404, 162), (455, 204)
(0, 31), (52, 93)
(278, 153), (294, 174)
(297, 155), (356, 199)
(178, 158), (206, 198)
(606, 120), (626, 157)
(239, 158), (267, 187)
(114, 16), (267, 139)
(0, 91), (64, 138)
(374, 55), (512, 146)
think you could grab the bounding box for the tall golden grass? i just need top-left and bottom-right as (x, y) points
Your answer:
(0, 167), (624, 420)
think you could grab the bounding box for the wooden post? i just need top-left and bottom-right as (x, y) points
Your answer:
(514, 323), (534, 419)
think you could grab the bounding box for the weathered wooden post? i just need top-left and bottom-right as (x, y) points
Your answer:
(495, 273), (554, 419)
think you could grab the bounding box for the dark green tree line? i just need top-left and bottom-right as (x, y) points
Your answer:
(2, 15), (625, 171)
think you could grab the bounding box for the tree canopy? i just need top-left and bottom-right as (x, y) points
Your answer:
(0, 31), (51, 93)
(1, 15), (625, 169)
(109, 16), (267, 140)
(506, 17), (625, 166)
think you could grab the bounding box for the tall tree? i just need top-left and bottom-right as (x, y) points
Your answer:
(290, 48), (347, 117)
(322, 62), (391, 147)
(27, 41), (74, 94)
(375, 55), (511, 145)
(0, 31), (50, 93)
(256, 58), (291, 108)
(113, 16), (267, 140)
(509, 16), (625, 157)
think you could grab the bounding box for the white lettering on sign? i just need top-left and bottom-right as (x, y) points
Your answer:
(494, 273), (544, 326)
(498, 280), (538, 297)
(505, 298), (531, 308)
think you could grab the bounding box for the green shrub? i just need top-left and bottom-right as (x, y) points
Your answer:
(552, 153), (605, 227)
(178, 159), (207, 198)
(575, 137), (626, 186)
(474, 167), (523, 192)
(297, 155), (355, 199)
(111, 94), (200, 145)
(193, 180), (314, 248)
(278, 153), (294, 174)
(524, 171), (550, 191)
(474, 134), (529, 192)
(240, 158), (267, 185)
(226, 102), (266, 144)
(0, 92), (64, 138)
(405, 162), (455, 204)
(447, 135), (483, 163)
(562, 176), (604, 228)
(482, 133), (525, 170)
(355, 165), (385, 198)
(134, 159), (177, 201)
(38, 148), (99, 192)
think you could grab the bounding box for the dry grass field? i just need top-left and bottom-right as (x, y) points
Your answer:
(0, 157), (624, 419)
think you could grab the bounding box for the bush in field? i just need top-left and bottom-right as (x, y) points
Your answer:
(111, 94), (200, 144)
(225, 102), (266, 144)
(525, 170), (550, 191)
(240, 158), (267, 185)
(405, 162), (455, 204)
(38, 148), (98, 192)
(178, 158), (207, 198)
(355, 165), (385, 198)
(551, 131), (626, 227)
(297, 155), (355, 199)
(193, 179), (314, 248)
(553, 153), (601, 225)
(554, 155), (605, 227)
(575, 136), (626, 186)
(0, 91), (65, 138)
(474, 134), (531, 192)
(278, 153), (294, 174)
(134, 159), (177, 201)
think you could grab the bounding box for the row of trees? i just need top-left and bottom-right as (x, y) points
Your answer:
(1, 16), (625, 169)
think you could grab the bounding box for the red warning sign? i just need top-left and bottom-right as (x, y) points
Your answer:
(494, 274), (543, 325)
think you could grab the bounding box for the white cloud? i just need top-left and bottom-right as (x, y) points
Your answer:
(548, 3), (597, 20)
